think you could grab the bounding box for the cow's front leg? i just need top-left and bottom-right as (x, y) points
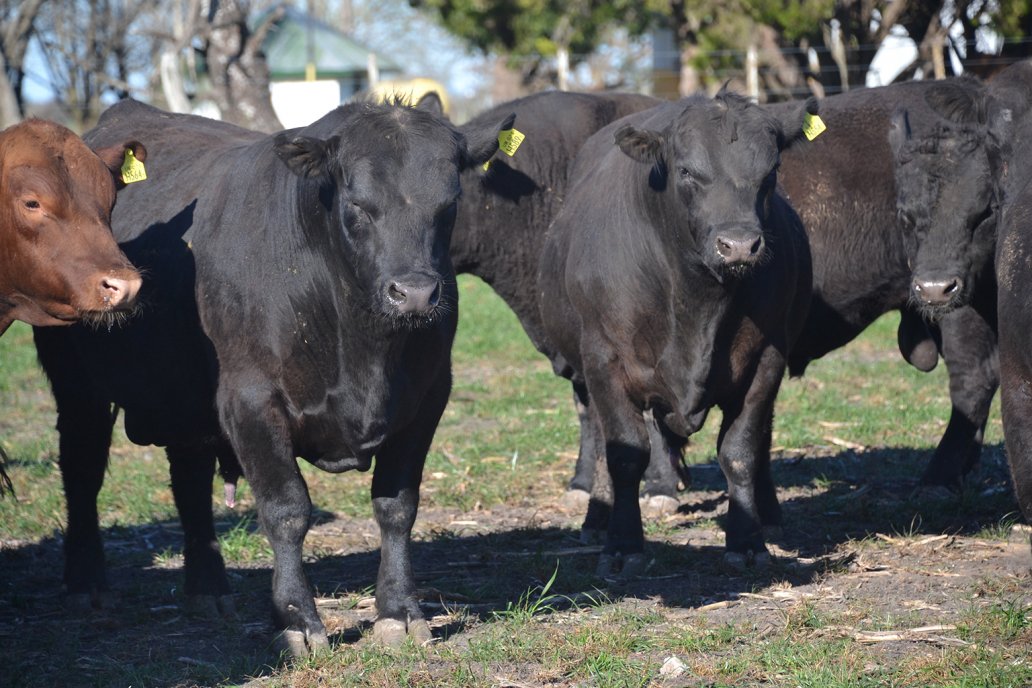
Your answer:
(923, 306), (998, 489)
(58, 397), (115, 608)
(166, 442), (232, 616)
(585, 358), (651, 579)
(369, 374), (449, 647)
(716, 348), (785, 566)
(35, 326), (115, 608)
(219, 386), (327, 657)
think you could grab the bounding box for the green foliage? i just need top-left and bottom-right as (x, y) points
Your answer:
(412, 0), (657, 61)
(987, 0), (1032, 39)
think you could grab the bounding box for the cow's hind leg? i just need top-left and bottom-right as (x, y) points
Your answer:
(922, 306), (998, 490)
(641, 410), (688, 517)
(166, 442), (232, 616)
(567, 382), (600, 497)
(369, 373), (450, 647)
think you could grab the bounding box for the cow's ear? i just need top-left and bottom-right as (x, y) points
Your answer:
(415, 91), (446, 118)
(888, 107), (912, 158)
(93, 140), (147, 186)
(274, 134), (336, 178)
(773, 96), (819, 150)
(459, 112), (516, 169)
(615, 125), (662, 164)
(986, 100), (1014, 178)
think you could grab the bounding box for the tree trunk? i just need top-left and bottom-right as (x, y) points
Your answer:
(0, 51), (21, 128)
(204, 0), (282, 132)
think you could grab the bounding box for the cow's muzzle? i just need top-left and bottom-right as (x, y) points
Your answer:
(99, 272), (142, 309)
(385, 272), (442, 317)
(912, 275), (963, 308)
(715, 228), (764, 267)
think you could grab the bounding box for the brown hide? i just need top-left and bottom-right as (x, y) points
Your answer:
(0, 119), (142, 333)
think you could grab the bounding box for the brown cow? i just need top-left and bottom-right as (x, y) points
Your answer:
(0, 119), (143, 335)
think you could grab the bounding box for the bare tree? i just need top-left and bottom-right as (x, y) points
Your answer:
(202, 0), (282, 132)
(35, 0), (156, 128)
(0, 0), (46, 127)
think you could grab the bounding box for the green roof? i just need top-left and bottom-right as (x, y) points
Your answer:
(259, 5), (401, 80)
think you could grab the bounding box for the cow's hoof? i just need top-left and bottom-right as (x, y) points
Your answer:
(65, 593), (95, 613)
(723, 551), (748, 569)
(640, 494), (679, 519)
(185, 595), (219, 618)
(217, 595), (237, 619)
(620, 553), (648, 578)
(723, 549), (771, 570)
(911, 484), (957, 501)
(580, 527), (605, 545)
(562, 489), (591, 510)
(65, 591), (114, 612)
(408, 618), (433, 645)
(371, 617), (431, 647)
(274, 628), (330, 658)
(185, 594), (238, 619)
(596, 552), (647, 580)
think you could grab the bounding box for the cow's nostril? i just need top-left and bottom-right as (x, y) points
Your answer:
(386, 276), (441, 315)
(913, 276), (963, 306)
(100, 276), (140, 308)
(748, 236), (762, 255)
(387, 282), (407, 304)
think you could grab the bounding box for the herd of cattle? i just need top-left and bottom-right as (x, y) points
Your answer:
(1, 59), (1031, 656)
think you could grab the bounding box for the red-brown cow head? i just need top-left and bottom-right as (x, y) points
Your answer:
(0, 119), (143, 334)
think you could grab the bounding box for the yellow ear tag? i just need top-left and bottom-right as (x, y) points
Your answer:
(121, 149), (147, 184)
(802, 113), (827, 141)
(498, 128), (525, 156)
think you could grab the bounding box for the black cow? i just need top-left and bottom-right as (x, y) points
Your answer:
(772, 80), (1005, 491)
(448, 86), (1002, 543)
(879, 61), (1032, 524)
(538, 92), (815, 573)
(447, 91), (694, 510)
(33, 98), (512, 654)
(997, 104), (1032, 532)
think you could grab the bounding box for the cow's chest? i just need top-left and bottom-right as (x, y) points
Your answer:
(280, 324), (452, 472)
(619, 298), (769, 436)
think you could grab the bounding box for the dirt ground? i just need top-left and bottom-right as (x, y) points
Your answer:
(1, 444), (1029, 687)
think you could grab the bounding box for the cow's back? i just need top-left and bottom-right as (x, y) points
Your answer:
(84, 100), (263, 245)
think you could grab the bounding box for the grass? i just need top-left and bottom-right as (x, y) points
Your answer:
(0, 275), (1028, 687)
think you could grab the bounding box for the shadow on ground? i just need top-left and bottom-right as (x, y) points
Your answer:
(0, 443), (1023, 687)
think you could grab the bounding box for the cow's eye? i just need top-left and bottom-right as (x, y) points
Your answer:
(678, 167), (691, 180)
(24, 199), (41, 210)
